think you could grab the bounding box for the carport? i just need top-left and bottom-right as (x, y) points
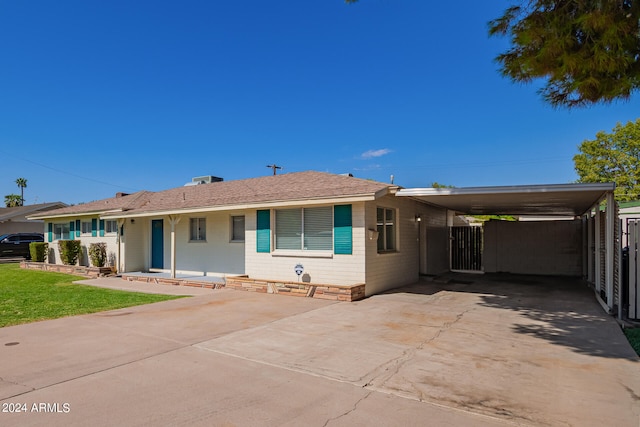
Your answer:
(396, 183), (620, 317)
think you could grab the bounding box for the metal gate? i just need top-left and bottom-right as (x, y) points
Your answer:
(627, 219), (639, 319)
(450, 226), (483, 272)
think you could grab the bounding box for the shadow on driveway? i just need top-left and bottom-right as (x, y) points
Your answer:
(385, 273), (638, 361)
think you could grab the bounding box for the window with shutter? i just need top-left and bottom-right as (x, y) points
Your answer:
(274, 206), (334, 252)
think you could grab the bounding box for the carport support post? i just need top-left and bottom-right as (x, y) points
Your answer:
(595, 206), (602, 293)
(587, 212), (594, 283)
(117, 219), (126, 274)
(582, 215), (588, 279)
(168, 215), (181, 279)
(605, 192), (615, 313)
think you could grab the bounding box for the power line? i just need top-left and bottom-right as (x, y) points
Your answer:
(0, 148), (140, 192)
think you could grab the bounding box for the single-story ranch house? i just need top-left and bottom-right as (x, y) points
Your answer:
(28, 171), (625, 317)
(28, 172), (450, 298)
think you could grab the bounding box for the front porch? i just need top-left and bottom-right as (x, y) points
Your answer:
(121, 271), (225, 289)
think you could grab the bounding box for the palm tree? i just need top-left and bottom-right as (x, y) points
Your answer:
(4, 194), (22, 207)
(15, 178), (27, 206)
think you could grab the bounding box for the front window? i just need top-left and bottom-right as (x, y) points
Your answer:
(231, 216), (245, 242)
(105, 220), (118, 234)
(377, 207), (396, 252)
(54, 223), (70, 240)
(275, 206), (332, 251)
(189, 218), (206, 241)
(81, 221), (92, 235)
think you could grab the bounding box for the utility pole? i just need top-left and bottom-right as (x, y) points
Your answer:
(267, 164), (283, 175)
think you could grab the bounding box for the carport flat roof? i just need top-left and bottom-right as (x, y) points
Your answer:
(396, 182), (615, 216)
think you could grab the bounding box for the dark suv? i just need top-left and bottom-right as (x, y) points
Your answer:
(0, 233), (45, 259)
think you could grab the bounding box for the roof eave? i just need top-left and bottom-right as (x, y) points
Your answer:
(396, 182), (615, 198)
(101, 194), (379, 219)
(28, 208), (126, 220)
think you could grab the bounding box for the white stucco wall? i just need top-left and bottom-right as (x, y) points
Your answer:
(364, 195), (448, 296)
(422, 204), (450, 275)
(121, 212), (245, 275)
(483, 219), (583, 276)
(245, 202), (367, 285)
(122, 218), (147, 272)
(169, 211), (245, 275)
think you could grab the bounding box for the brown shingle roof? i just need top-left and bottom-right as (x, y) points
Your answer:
(128, 171), (392, 214)
(31, 172), (394, 218)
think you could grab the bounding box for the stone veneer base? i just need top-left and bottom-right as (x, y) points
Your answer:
(21, 261), (114, 278)
(121, 274), (223, 290)
(121, 274), (364, 301)
(225, 275), (366, 302)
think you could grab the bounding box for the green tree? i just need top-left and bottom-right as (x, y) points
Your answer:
(4, 194), (22, 207)
(431, 182), (456, 188)
(574, 119), (640, 201)
(488, 1), (640, 108)
(15, 177), (27, 206)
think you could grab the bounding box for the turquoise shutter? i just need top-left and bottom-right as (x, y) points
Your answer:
(69, 221), (75, 240)
(99, 220), (105, 237)
(75, 220), (81, 237)
(256, 210), (271, 253)
(91, 219), (97, 237)
(333, 205), (352, 255)
(47, 223), (53, 242)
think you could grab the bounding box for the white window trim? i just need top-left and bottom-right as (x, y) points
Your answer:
(271, 250), (334, 259)
(105, 220), (118, 235)
(189, 217), (207, 242)
(230, 215), (245, 243)
(377, 206), (398, 253)
(81, 221), (92, 235)
(53, 223), (70, 241)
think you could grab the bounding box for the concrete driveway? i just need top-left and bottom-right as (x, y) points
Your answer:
(1, 274), (638, 426)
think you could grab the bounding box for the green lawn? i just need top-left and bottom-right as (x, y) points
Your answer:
(624, 328), (640, 357)
(0, 263), (184, 327)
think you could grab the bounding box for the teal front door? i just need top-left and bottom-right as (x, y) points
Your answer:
(151, 219), (164, 269)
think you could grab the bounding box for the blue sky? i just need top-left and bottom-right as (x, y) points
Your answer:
(1, 1), (639, 205)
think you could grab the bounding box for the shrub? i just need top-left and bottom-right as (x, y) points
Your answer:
(88, 243), (107, 267)
(58, 240), (82, 265)
(29, 242), (48, 262)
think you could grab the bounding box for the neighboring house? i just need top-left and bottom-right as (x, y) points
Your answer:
(620, 200), (640, 248)
(28, 172), (450, 296)
(0, 202), (67, 236)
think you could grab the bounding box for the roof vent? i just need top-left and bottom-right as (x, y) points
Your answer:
(184, 175), (223, 186)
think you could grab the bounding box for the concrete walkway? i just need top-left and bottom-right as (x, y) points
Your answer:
(1, 274), (638, 426)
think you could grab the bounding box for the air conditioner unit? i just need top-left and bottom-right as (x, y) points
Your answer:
(192, 175), (223, 184)
(184, 175), (224, 186)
